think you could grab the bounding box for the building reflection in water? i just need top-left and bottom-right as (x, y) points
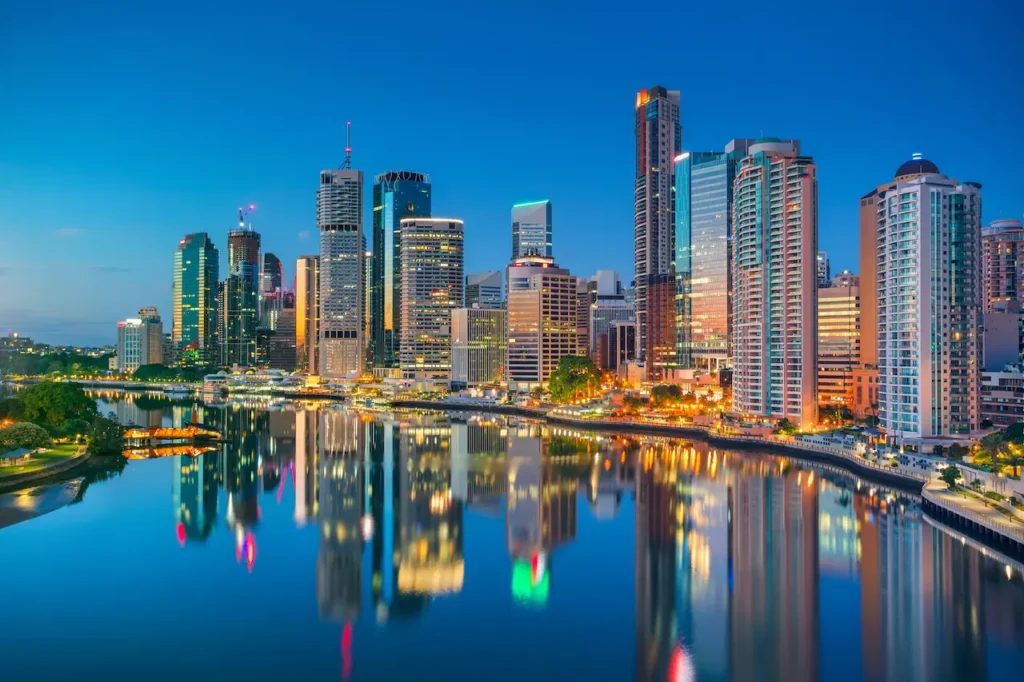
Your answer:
(507, 424), (577, 608)
(122, 394), (1024, 682)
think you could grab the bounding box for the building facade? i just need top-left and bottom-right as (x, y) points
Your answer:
(816, 251), (830, 288)
(980, 369), (1024, 427)
(608, 321), (638, 373)
(634, 86), (681, 361)
(398, 219), (464, 380)
(296, 255), (320, 373)
(267, 308), (297, 370)
(173, 232), (219, 365)
(466, 271), (503, 309)
(981, 218), (1024, 313)
(731, 139), (818, 429)
(318, 168), (364, 378)
(451, 307), (506, 387)
(137, 306), (163, 366)
(871, 157), (982, 438)
(511, 200), (552, 259)
(116, 318), (146, 372)
(506, 255), (577, 389)
(260, 252), (284, 328)
(372, 171), (432, 369)
(817, 277), (860, 406)
(674, 140), (752, 372)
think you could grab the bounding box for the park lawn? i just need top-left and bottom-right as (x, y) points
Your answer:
(0, 443), (82, 476)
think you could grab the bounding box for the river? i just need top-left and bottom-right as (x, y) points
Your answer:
(0, 393), (1021, 681)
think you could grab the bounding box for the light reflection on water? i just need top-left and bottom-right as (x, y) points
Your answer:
(0, 394), (1021, 682)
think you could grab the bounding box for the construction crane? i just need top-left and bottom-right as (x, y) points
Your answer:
(238, 204), (255, 230)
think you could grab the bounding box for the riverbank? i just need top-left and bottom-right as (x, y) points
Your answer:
(922, 478), (1024, 553)
(391, 399), (928, 492)
(0, 445), (93, 493)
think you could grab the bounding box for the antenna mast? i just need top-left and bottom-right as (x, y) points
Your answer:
(341, 122), (352, 169)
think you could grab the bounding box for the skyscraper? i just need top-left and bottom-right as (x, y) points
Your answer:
(981, 218), (1024, 313)
(506, 255), (577, 389)
(116, 318), (146, 372)
(318, 163), (364, 378)
(451, 307), (506, 387)
(173, 232), (219, 365)
(260, 252), (283, 328)
(222, 215), (261, 367)
(372, 171), (431, 369)
(465, 271), (503, 309)
(511, 200), (552, 259)
(732, 139), (818, 429)
(363, 247), (372, 366)
(399, 219), (464, 380)
(634, 85), (681, 361)
(296, 255), (320, 373)
(137, 306), (163, 366)
(674, 140), (752, 371)
(818, 275), (860, 407)
(816, 251), (831, 288)
(873, 157), (982, 438)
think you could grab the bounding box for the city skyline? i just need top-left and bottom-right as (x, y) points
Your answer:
(3, 2), (1021, 345)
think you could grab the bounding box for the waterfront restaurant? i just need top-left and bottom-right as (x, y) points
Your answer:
(0, 448), (32, 467)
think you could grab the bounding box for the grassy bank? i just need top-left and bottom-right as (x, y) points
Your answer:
(1, 443), (81, 477)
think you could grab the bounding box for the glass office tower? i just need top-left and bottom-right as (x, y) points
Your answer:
(372, 171), (432, 369)
(674, 139), (752, 371)
(173, 232), (219, 365)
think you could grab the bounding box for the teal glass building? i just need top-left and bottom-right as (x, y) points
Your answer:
(173, 232), (220, 365)
(371, 171), (432, 369)
(674, 139), (752, 371)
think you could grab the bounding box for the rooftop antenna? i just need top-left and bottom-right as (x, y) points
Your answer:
(238, 204), (255, 231)
(341, 122), (352, 169)
(912, 152), (923, 161)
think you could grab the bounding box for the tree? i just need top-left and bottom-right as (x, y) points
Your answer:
(774, 418), (797, 435)
(16, 381), (97, 431)
(548, 356), (601, 404)
(0, 397), (24, 421)
(947, 443), (968, 461)
(650, 384), (681, 407)
(87, 413), (124, 456)
(939, 465), (962, 490)
(0, 422), (52, 451)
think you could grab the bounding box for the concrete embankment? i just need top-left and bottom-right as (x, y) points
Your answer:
(921, 478), (1024, 555)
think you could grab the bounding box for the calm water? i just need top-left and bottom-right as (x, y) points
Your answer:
(1, 395), (1023, 682)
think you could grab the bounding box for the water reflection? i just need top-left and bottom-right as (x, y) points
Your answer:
(50, 395), (1024, 680)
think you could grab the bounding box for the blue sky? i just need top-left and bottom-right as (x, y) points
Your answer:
(2, 0), (1022, 345)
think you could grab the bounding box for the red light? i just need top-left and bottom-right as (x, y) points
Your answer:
(176, 522), (186, 546)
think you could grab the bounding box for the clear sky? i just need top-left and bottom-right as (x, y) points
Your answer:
(2, 0), (1022, 346)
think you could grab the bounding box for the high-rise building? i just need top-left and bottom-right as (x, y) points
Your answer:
(372, 171), (432, 369)
(674, 140), (752, 372)
(859, 155), (943, 371)
(506, 255), (577, 389)
(580, 270), (633, 367)
(260, 252), (283, 328)
(116, 318), (146, 372)
(511, 200), (552, 259)
(872, 157), (982, 438)
(981, 218), (1024, 313)
(363, 247), (372, 366)
(816, 251), (831, 288)
(466, 271), (503, 309)
(267, 308), (297, 370)
(296, 255), (320, 373)
(647, 274), (676, 381)
(173, 232), (219, 365)
(398, 219), (464, 380)
(608, 320), (638, 372)
(137, 306), (163, 366)
(732, 139), (818, 429)
(634, 85), (681, 361)
(576, 277), (591, 356)
(221, 217), (262, 367)
(451, 307), (506, 388)
(818, 276), (860, 407)
(318, 165), (364, 378)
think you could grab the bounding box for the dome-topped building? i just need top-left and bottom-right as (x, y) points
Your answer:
(895, 153), (940, 179)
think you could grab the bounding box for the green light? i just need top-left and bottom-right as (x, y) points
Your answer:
(512, 200), (550, 208)
(511, 559), (549, 607)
